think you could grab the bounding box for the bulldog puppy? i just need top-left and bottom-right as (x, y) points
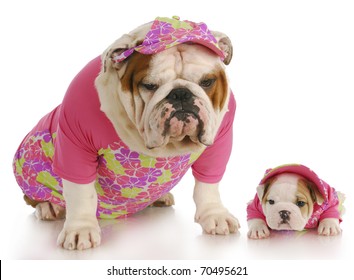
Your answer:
(247, 164), (344, 239)
(13, 16), (239, 250)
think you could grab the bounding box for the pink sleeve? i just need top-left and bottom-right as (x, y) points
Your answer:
(53, 119), (98, 184)
(319, 204), (341, 222)
(52, 57), (101, 184)
(247, 195), (266, 221)
(191, 93), (236, 184)
(319, 187), (342, 222)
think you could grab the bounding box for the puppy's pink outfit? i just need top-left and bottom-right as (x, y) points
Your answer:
(247, 164), (343, 229)
(13, 17), (236, 219)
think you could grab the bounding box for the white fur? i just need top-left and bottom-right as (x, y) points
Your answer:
(247, 219), (270, 239)
(57, 180), (101, 250)
(318, 218), (341, 236)
(259, 174), (310, 231)
(193, 180), (240, 235)
(263, 179), (309, 230)
(35, 202), (65, 220)
(248, 173), (341, 239)
(96, 44), (230, 158)
(143, 45), (230, 147)
(54, 24), (235, 250)
(57, 178), (239, 250)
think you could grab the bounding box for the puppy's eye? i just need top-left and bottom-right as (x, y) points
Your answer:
(199, 78), (216, 88)
(296, 201), (306, 208)
(268, 199), (275, 205)
(141, 83), (158, 91)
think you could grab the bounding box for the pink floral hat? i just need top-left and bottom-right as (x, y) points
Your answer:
(259, 163), (329, 199)
(112, 16), (226, 64)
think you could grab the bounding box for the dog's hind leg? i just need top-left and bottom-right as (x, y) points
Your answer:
(35, 202), (66, 220)
(15, 130), (67, 221)
(24, 195), (66, 220)
(150, 192), (175, 207)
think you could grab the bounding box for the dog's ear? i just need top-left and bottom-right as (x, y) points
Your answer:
(256, 177), (277, 202)
(102, 23), (151, 72)
(256, 184), (265, 201)
(305, 180), (325, 205)
(211, 31), (233, 65)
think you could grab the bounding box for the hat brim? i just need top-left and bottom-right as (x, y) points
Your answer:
(260, 164), (325, 196)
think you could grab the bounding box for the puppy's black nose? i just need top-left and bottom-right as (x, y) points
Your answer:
(279, 210), (291, 221)
(167, 88), (192, 102)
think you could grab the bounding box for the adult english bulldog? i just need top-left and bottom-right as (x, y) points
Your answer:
(13, 16), (239, 250)
(247, 164), (344, 239)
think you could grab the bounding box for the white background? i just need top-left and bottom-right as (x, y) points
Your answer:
(1, 0), (353, 277)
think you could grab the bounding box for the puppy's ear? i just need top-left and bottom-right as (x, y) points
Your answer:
(102, 23), (151, 72)
(256, 184), (265, 201)
(306, 180), (325, 205)
(256, 177), (277, 202)
(212, 31), (233, 65)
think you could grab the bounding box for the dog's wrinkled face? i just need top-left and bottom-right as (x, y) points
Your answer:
(95, 24), (232, 155)
(257, 173), (323, 231)
(120, 44), (228, 149)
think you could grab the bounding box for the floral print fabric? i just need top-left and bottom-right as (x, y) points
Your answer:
(112, 16), (225, 64)
(13, 131), (65, 207)
(13, 130), (202, 219)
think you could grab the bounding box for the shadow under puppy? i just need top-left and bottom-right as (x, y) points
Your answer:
(247, 164), (344, 239)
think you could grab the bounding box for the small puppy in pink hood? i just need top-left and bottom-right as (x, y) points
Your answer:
(247, 164), (344, 239)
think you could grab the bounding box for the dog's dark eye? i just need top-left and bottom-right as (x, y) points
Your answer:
(199, 78), (216, 88)
(296, 201), (306, 208)
(268, 199), (275, 205)
(141, 83), (158, 91)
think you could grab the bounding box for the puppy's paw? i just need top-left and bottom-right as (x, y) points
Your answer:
(247, 219), (270, 239)
(195, 204), (240, 235)
(57, 219), (101, 250)
(35, 202), (66, 220)
(318, 218), (341, 236)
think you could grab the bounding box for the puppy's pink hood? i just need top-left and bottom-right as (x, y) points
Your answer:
(260, 164), (330, 201)
(247, 164), (343, 229)
(112, 16), (226, 64)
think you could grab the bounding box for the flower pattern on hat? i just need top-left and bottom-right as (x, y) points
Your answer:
(112, 16), (225, 64)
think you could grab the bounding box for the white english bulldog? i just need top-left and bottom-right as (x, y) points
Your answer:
(13, 17), (239, 250)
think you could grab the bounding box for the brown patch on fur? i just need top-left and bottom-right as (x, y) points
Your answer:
(261, 177), (278, 203)
(203, 69), (228, 110)
(120, 52), (152, 95)
(23, 195), (40, 208)
(119, 53), (152, 120)
(297, 179), (314, 218)
(23, 195), (66, 219)
(298, 178), (324, 203)
(149, 192), (175, 207)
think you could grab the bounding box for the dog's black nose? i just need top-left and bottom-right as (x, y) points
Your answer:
(167, 88), (193, 102)
(279, 210), (291, 221)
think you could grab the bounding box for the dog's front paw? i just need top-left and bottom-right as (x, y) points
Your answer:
(318, 218), (341, 236)
(57, 219), (101, 250)
(247, 219), (270, 239)
(195, 204), (240, 235)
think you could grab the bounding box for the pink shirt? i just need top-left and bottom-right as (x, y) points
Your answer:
(51, 56), (236, 184)
(14, 56), (236, 219)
